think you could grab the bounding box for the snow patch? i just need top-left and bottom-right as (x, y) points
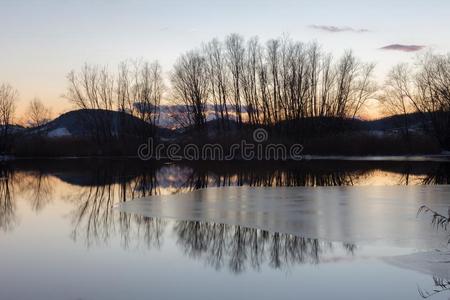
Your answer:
(47, 127), (71, 138)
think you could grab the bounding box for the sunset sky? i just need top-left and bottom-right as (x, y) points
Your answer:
(1, 0), (449, 119)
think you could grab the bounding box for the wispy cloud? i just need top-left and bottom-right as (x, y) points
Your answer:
(379, 44), (426, 52)
(309, 25), (369, 33)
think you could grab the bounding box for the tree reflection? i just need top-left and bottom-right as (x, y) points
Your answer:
(0, 165), (15, 231)
(68, 167), (166, 249)
(22, 171), (53, 212)
(70, 184), (167, 249)
(416, 206), (450, 298)
(174, 220), (352, 273)
(6, 160), (450, 196)
(176, 165), (361, 194)
(418, 276), (450, 298)
(2, 159), (450, 252)
(422, 163), (450, 185)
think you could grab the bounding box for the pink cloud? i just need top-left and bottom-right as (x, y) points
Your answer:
(379, 44), (426, 52)
(309, 25), (369, 33)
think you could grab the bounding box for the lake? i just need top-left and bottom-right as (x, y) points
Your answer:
(1, 159), (450, 299)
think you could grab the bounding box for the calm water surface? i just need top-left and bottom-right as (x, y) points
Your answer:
(1, 159), (450, 300)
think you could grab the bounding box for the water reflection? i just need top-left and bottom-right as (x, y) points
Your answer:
(2, 160), (450, 300)
(2, 168), (359, 273)
(6, 160), (450, 195)
(68, 182), (166, 248)
(68, 184), (357, 273)
(179, 164), (359, 190)
(0, 165), (15, 231)
(415, 206), (450, 299)
(174, 220), (355, 273)
(2, 160), (367, 273)
(69, 195), (359, 273)
(421, 163), (450, 185)
(22, 172), (53, 212)
(419, 277), (450, 298)
(1, 159), (450, 237)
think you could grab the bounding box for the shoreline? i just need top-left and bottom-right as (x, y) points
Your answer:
(2, 154), (450, 162)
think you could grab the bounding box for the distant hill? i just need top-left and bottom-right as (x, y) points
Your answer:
(6, 109), (443, 156)
(25, 109), (173, 139)
(15, 108), (434, 141)
(0, 124), (25, 134)
(363, 112), (429, 131)
(154, 105), (430, 132)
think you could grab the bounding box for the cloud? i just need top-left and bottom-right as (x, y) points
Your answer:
(309, 25), (369, 33)
(379, 44), (426, 52)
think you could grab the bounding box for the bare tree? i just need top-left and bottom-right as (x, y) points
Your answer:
(116, 59), (164, 139)
(307, 42), (321, 118)
(204, 38), (230, 129)
(415, 53), (450, 149)
(132, 61), (164, 137)
(116, 61), (134, 114)
(384, 53), (450, 150)
(65, 64), (115, 111)
(65, 60), (164, 143)
(241, 37), (262, 125)
(380, 64), (415, 140)
(225, 34), (245, 125)
(350, 62), (376, 118)
(266, 38), (282, 123)
(0, 83), (18, 153)
(65, 64), (116, 143)
(27, 98), (52, 128)
(171, 50), (209, 129)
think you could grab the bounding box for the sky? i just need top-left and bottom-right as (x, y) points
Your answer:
(1, 0), (450, 119)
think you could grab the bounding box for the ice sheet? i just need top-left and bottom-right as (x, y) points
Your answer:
(117, 185), (450, 249)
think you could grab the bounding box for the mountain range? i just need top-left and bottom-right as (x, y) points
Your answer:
(7, 108), (428, 140)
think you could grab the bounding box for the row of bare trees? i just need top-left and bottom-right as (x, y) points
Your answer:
(171, 34), (377, 130)
(66, 60), (163, 117)
(3, 35), (450, 151)
(380, 52), (450, 150)
(65, 60), (164, 143)
(0, 84), (54, 152)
